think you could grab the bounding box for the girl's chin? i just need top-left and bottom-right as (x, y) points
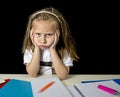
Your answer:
(40, 48), (46, 50)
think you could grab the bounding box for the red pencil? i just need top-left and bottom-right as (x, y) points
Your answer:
(38, 81), (55, 93)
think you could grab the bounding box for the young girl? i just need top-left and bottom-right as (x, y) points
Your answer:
(22, 7), (79, 80)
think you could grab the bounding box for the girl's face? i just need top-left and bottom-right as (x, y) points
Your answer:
(31, 20), (57, 50)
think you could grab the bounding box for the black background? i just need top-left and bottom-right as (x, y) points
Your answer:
(0, 0), (120, 74)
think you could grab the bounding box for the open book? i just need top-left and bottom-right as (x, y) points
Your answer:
(31, 76), (73, 97)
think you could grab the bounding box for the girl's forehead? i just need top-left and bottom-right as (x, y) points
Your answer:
(31, 20), (58, 32)
(32, 19), (58, 29)
(32, 19), (54, 26)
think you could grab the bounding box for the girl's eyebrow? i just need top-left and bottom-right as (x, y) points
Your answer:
(34, 32), (41, 34)
(34, 31), (54, 34)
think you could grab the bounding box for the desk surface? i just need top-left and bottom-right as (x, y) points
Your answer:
(0, 74), (120, 86)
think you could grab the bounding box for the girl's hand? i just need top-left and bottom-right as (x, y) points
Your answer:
(30, 31), (39, 48)
(50, 30), (60, 49)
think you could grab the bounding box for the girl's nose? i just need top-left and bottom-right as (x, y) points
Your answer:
(41, 36), (47, 44)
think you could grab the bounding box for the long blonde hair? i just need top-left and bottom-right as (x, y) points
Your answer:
(22, 7), (79, 61)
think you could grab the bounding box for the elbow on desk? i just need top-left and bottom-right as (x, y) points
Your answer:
(59, 77), (67, 80)
(58, 74), (69, 80)
(26, 66), (39, 77)
(27, 72), (39, 78)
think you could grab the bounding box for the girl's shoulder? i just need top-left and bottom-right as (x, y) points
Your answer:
(24, 49), (33, 54)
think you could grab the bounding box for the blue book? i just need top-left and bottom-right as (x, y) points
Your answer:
(0, 79), (33, 97)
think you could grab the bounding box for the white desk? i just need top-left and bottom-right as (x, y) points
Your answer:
(0, 74), (120, 86)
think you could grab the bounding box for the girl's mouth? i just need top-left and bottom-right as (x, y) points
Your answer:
(39, 45), (48, 49)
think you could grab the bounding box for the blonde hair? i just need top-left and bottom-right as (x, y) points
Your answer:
(22, 7), (79, 61)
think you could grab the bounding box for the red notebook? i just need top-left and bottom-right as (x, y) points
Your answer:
(0, 79), (10, 88)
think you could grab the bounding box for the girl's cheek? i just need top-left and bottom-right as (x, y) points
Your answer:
(34, 38), (39, 44)
(49, 38), (55, 45)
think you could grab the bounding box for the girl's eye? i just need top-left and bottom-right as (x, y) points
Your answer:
(46, 34), (53, 37)
(34, 33), (41, 37)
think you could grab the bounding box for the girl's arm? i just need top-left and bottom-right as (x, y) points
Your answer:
(26, 31), (41, 77)
(50, 31), (70, 80)
(26, 46), (40, 77)
(50, 49), (70, 80)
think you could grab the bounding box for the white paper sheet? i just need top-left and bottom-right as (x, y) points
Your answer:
(67, 85), (83, 97)
(31, 77), (73, 97)
(0, 79), (5, 84)
(70, 80), (120, 97)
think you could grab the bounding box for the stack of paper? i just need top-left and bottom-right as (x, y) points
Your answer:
(31, 77), (73, 97)
(0, 77), (73, 97)
(1, 76), (120, 97)
(67, 78), (120, 97)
